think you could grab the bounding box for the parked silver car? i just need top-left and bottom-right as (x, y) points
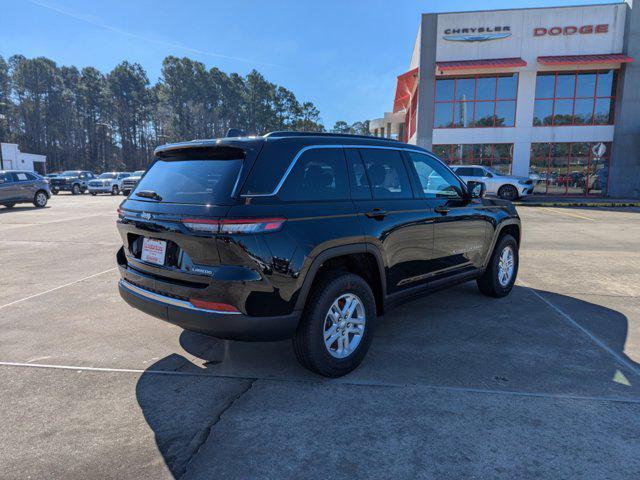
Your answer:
(120, 170), (145, 195)
(0, 170), (51, 208)
(88, 172), (132, 195)
(451, 165), (534, 200)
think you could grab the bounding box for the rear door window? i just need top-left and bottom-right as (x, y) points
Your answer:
(278, 148), (348, 201)
(345, 149), (372, 200)
(132, 158), (243, 205)
(358, 149), (413, 199)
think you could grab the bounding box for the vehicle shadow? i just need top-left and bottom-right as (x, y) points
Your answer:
(135, 284), (639, 477)
(0, 205), (49, 213)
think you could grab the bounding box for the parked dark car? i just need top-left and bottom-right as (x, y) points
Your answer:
(116, 132), (521, 377)
(50, 170), (95, 195)
(0, 170), (51, 208)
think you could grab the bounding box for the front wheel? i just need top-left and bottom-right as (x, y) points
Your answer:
(498, 185), (519, 201)
(71, 184), (81, 195)
(51, 189), (59, 195)
(33, 191), (48, 208)
(293, 273), (376, 377)
(111, 185), (119, 195)
(477, 234), (519, 298)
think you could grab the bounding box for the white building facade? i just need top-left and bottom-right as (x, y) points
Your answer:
(372, 2), (640, 197)
(1, 143), (47, 173)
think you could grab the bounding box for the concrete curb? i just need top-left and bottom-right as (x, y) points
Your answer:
(515, 201), (640, 207)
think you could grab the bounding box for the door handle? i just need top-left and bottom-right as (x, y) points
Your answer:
(365, 208), (388, 219)
(434, 205), (450, 215)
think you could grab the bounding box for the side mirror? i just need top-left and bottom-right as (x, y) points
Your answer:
(485, 172), (493, 178)
(467, 180), (486, 198)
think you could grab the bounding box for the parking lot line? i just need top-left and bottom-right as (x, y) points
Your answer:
(0, 267), (117, 311)
(524, 286), (640, 377)
(539, 207), (595, 221)
(1, 360), (639, 405)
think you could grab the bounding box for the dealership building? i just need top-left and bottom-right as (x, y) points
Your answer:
(370, 2), (640, 197)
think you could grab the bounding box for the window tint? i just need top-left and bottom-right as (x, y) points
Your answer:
(0, 172), (12, 184)
(407, 152), (462, 199)
(278, 148), (348, 201)
(25, 172), (38, 180)
(133, 159), (242, 205)
(455, 167), (474, 176)
(359, 149), (412, 199)
(345, 149), (371, 200)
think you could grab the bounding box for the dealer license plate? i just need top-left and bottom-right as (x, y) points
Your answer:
(141, 238), (167, 266)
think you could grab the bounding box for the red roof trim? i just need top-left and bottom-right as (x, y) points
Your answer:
(393, 67), (419, 113)
(538, 54), (634, 65)
(436, 57), (527, 71)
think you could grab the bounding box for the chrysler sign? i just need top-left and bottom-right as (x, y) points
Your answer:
(443, 25), (511, 42)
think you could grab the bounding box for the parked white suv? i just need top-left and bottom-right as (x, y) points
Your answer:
(88, 172), (131, 195)
(451, 165), (533, 200)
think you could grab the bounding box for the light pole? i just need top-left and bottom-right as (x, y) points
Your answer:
(96, 122), (110, 173)
(0, 101), (7, 170)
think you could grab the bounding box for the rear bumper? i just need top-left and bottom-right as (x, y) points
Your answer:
(118, 278), (300, 341)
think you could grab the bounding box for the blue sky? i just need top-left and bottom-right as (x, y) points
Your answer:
(0, 0), (618, 128)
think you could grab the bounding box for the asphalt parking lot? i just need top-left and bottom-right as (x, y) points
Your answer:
(1, 195), (639, 479)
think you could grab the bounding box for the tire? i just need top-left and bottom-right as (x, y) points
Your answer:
(33, 191), (48, 208)
(111, 185), (119, 195)
(71, 184), (81, 195)
(498, 185), (519, 201)
(90, 192), (97, 196)
(477, 234), (519, 298)
(52, 189), (59, 195)
(122, 189), (131, 196)
(4, 203), (15, 208)
(292, 273), (376, 377)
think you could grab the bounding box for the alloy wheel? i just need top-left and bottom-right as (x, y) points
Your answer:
(497, 245), (515, 287)
(323, 293), (366, 359)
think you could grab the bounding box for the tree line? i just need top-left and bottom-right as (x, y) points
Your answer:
(0, 55), (334, 172)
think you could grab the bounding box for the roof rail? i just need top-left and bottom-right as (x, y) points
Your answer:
(264, 131), (400, 142)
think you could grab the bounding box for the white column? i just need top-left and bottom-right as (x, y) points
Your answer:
(511, 70), (537, 177)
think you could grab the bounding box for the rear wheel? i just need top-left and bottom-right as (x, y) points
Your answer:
(33, 191), (48, 208)
(498, 185), (519, 201)
(90, 192), (97, 196)
(3, 203), (15, 208)
(51, 189), (59, 195)
(111, 185), (119, 195)
(293, 273), (376, 377)
(477, 234), (518, 298)
(71, 184), (81, 195)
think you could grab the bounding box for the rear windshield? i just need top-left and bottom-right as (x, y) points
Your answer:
(132, 159), (242, 205)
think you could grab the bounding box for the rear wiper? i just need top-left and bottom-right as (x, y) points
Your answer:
(135, 190), (163, 201)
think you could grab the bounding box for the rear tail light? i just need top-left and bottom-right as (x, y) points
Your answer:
(189, 299), (239, 313)
(182, 217), (285, 234)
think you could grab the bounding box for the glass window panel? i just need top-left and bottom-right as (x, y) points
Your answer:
(533, 100), (553, 126)
(531, 143), (550, 159)
(535, 74), (556, 99)
(495, 101), (515, 127)
(476, 77), (496, 101)
(567, 156), (589, 195)
(407, 152), (463, 199)
(551, 143), (570, 158)
(596, 70), (616, 97)
(576, 72), (597, 97)
(594, 98), (614, 124)
(434, 103), (454, 128)
(589, 144), (610, 195)
(279, 149), (349, 201)
(454, 102), (473, 127)
(555, 73), (576, 98)
(553, 99), (574, 125)
(435, 79), (455, 101)
(573, 99), (594, 125)
(455, 78), (475, 102)
(571, 143), (590, 157)
(432, 145), (451, 160)
(497, 74), (518, 99)
(473, 102), (495, 127)
(548, 155), (568, 195)
(450, 145), (466, 165)
(529, 154), (549, 194)
(359, 149), (413, 199)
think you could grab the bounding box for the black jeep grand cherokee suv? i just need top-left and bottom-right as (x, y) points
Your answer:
(117, 132), (521, 377)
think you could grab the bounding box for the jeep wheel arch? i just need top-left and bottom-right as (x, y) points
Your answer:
(293, 243), (387, 315)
